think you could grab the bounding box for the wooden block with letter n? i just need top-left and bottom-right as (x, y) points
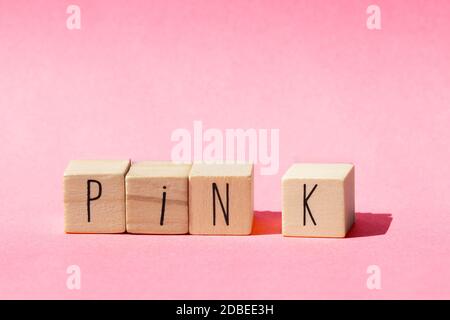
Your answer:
(282, 163), (355, 238)
(64, 160), (131, 233)
(125, 161), (191, 234)
(189, 163), (254, 235)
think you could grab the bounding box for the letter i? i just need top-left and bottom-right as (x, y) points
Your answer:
(160, 186), (167, 226)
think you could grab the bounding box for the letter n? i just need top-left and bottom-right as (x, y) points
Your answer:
(212, 183), (229, 226)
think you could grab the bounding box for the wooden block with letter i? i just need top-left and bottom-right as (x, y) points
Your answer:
(189, 163), (254, 235)
(64, 160), (131, 233)
(282, 163), (355, 238)
(125, 161), (191, 234)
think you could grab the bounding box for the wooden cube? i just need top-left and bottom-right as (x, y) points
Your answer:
(282, 163), (355, 238)
(125, 161), (191, 234)
(189, 163), (254, 235)
(64, 160), (130, 233)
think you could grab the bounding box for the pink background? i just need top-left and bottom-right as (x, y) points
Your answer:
(1, 0), (450, 299)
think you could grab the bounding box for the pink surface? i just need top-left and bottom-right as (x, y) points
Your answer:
(1, 0), (450, 299)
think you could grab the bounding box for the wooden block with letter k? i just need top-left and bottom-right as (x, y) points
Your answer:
(282, 163), (355, 238)
(189, 163), (254, 235)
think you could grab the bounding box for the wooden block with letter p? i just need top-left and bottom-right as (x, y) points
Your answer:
(282, 163), (355, 238)
(125, 161), (191, 234)
(64, 159), (130, 233)
(189, 163), (254, 235)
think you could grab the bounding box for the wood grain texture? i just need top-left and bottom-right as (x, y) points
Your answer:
(64, 160), (130, 233)
(125, 162), (191, 234)
(189, 163), (254, 235)
(282, 163), (355, 238)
